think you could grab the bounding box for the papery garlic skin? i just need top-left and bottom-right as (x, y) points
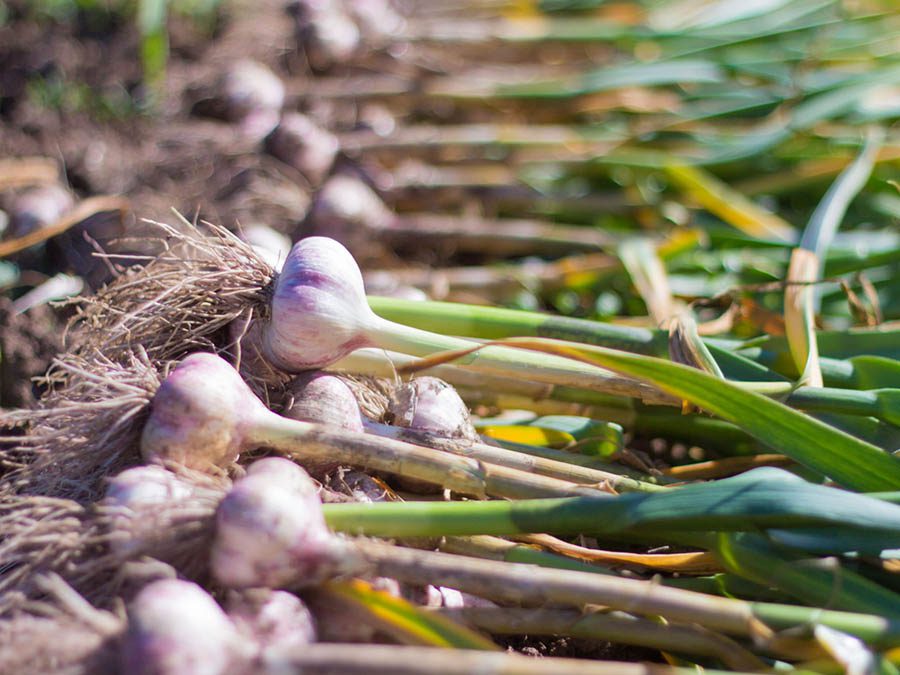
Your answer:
(140, 353), (270, 470)
(284, 372), (365, 433)
(262, 237), (375, 372)
(228, 590), (316, 658)
(121, 579), (252, 675)
(389, 377), (478, 442)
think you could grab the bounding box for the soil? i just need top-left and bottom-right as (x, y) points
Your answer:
(0, 0), (309, 229)
(0, 300), (63, 407)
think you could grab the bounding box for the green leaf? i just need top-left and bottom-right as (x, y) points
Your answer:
(496, 59), (725, 99)
(664, 162), (795, 242)
(478, 424), (574, 447)
(715, 532), (900, 618)
(412, 337), (900, 491)
(323, 468), (900, 538)
(529, 416), (625, 457)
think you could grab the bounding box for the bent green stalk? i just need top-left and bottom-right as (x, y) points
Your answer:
(368, 295), (898, 387)
(322, 468), (900, 537)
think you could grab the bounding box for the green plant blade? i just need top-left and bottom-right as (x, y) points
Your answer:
(323, 468), (900, 538)
(715, 532), (900, 618)
(767, 527), (900, 556)
(403, 338), (900, 491)
(664, 162), (795, 242)
(368, 296), (790, 383)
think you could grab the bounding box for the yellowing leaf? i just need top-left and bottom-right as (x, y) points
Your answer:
(324, 580), (499, 651)
(665, 163), (795, 242)
(478, 425), (574, 447)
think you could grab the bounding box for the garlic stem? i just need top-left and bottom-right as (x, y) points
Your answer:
(364, 420), (664, 493)
(363, 313), (675, 405)
(262, 237), (674, 406)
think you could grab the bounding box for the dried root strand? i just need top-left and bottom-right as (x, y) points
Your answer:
(67, 216), (275, 366)
(0, 470), (228, 615)
(0, 575), (121, 675)
(0, 495), (110, 616)
(332, 374), (394, 422)
(0, 350), (160, 503)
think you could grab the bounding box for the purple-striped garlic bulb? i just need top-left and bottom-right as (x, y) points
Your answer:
(262, 237), (376, 372)
(121, 579), (253, 675)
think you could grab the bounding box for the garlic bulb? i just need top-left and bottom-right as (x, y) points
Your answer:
(305, 174), (393, 241)
(211, 458), (351, 589)
(140, 352), (270, 470)
(262, 237), (375, 372)
(121, 579), (252, 675)
(219, 60), (285, 139)
(265, 113), (339, 186)
(288, 0), (360, 72)
(388, 377), (478, 442)
(7, 184), (73, 238)
(284, 371), (365, 433)
(104, 465), (195, 557)
(227, 589), (316, 660)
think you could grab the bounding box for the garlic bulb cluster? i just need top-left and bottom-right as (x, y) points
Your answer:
(121, 579), (254, 675)
(121, 579), (316, 675)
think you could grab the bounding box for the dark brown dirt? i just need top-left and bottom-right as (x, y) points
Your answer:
(498, 634), (662, 663)
(0, 0), (308, 229)
(0, 300), (63, 408)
